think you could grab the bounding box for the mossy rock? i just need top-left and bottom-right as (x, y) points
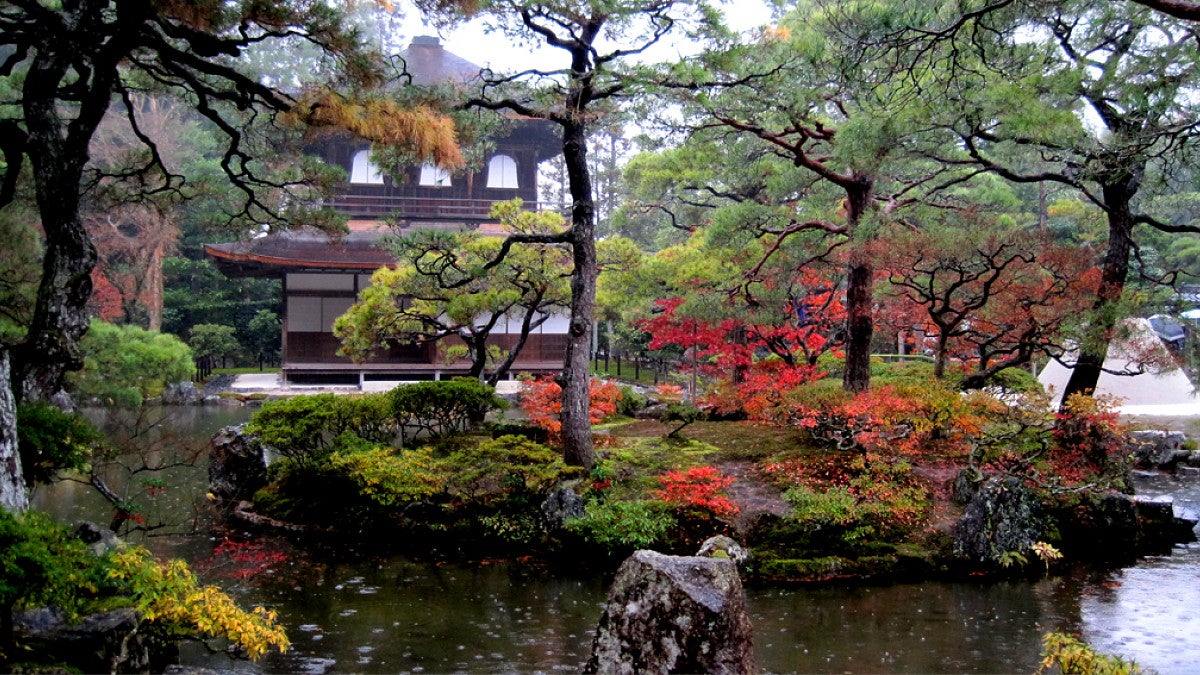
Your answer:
(754, 555), (854, 580)
(753, 553), (916, 582)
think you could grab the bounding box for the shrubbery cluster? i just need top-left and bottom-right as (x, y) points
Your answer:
(0, 510), (287, 670)
(247, 381), (592, 548)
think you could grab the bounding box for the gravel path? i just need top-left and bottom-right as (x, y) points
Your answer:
(716, 458), (792, 535)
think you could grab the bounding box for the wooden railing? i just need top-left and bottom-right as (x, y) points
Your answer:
(325, 195), (564, 221)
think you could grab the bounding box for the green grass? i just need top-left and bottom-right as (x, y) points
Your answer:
(590, 361), (676, 387)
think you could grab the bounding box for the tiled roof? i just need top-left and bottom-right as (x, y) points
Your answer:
(204, 221), (505, 277)
(204, 228), (396, 277)
(399, 36), (484, 86)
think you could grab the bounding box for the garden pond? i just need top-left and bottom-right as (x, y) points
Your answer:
(31, 406), (1200, 673)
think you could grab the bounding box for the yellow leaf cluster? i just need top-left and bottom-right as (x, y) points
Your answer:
(289, 91), (464, 170)
(108, 548), (290, 661)
(1038, 632), (1142, 675)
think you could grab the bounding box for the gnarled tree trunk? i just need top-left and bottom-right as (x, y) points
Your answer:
(0, 351), (28, 511)
(559, 109), (598, 470)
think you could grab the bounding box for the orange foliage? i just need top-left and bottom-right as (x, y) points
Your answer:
(521, 376), (622, 444)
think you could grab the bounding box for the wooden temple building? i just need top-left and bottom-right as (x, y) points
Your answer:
(204, 36), (565, 386)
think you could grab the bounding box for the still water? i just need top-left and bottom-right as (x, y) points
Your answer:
(32, 406), (1200, 674)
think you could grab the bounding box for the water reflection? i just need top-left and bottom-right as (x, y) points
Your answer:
(1077, 543), (1200, 674)
(236, 557), (606, 673)
(750, 581), (1066, 673)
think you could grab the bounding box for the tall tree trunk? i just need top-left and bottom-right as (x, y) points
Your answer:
(553, 33), (602, 471)
(0, 351), (28, 511)
(1060, 179), (1136, 404)
(10, 27), (112, 403)
(842, 177), (875, 393)
(559, 110), (598, 470)
(147, 244), (163, 331)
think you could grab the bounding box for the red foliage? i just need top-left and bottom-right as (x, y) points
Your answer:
(640, 273), (843, 414)
(114, 510), (144, 524)
(756, 381), (980, 462)
(656, 466), (739, 518)
(874, 227), (1099, 382)
(202, 539), (289, 580)
(521, 376), (622, 444)
(1050, 394), (1130, 485)
(89, 270), (124, 322)
(761, 454), (855, 490)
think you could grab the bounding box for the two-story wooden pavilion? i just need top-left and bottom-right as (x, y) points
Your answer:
(205, 36), (565, 386)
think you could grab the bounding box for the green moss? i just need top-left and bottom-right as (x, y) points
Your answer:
(755, 556), (851, 579)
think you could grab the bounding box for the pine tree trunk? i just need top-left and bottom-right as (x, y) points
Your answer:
(10, 30), (109, 403)
(843, 258), (874, 393)
(1060, 179), (1136, 405)
(841, 178), (875, 393)
(556, 42), (599, 471)
(559, 112), (598, 470)
(0, 351), (28, 512)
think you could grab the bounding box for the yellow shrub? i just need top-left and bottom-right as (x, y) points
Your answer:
(107, 548), (289, 661)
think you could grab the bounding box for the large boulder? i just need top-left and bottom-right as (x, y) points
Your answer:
(1129, 430), (1192, 470)
(13, 607), (156, 673)
(953, 476), (1044, 565)
(162, 381), (202, 406)
(540, 487), (586, 531)
(208, 424), (267, 501)
(584, 549), (755, 675)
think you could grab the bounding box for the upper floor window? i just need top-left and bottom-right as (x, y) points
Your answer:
(419, 164), (452, 187)
(349, 150), (384, 184)
(486, 154), (519, 189)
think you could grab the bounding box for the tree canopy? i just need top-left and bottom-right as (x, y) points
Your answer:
(0, 0), (469, 509)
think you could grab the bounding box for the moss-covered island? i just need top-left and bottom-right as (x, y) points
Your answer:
(217, 365), (1195, 583)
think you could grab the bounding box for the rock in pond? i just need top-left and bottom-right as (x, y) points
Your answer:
(208, 423), (267, 501)
(14, 606), (157, 673)
(162, 380), (202, 406)
(584, 547), (754, 674)
(953, 476), (1045, 565)
(541, 487), (586, 531)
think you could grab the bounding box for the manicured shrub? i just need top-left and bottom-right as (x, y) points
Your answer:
(566, 499), (676, 552)
(390, 379), (504, 444)
(440, 435), (578, 501)
(325, 446), (444, 507)
(330, 393), (395, 445)
(69, 319), (194, 406)
(246, 394), (339, 467)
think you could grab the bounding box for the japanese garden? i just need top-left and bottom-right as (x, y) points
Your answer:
(4, 0), (1200, 672)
